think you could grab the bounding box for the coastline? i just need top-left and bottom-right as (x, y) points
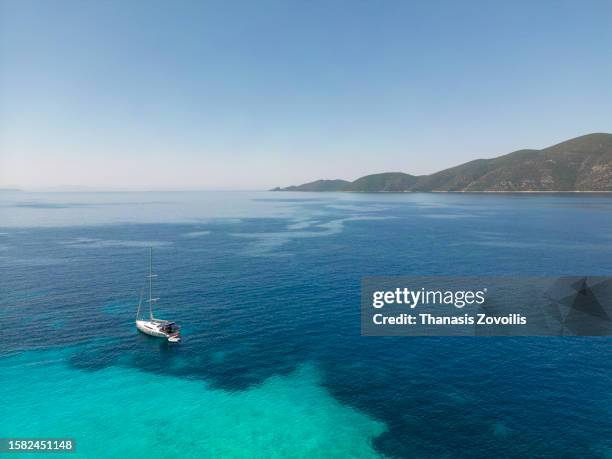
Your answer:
(272, 189), (612, 194)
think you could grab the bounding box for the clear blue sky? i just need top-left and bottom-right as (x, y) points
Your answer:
(1, 0), (611, 190)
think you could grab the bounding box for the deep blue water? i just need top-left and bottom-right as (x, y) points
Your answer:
(0, 191), (611, 458)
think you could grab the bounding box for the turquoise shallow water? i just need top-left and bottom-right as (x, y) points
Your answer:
(1, 349), (383, 458)
(1, 191), (611, 458)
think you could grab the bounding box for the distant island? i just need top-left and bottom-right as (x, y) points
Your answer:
(272, 133), (612, 192)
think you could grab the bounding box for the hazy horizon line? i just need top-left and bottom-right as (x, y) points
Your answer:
(3, 131), (610, 192)
(0, 186), (272, 193)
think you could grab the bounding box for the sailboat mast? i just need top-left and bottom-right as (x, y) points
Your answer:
(149, 247), (153, 320)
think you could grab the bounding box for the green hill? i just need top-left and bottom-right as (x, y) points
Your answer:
(271, 179), (350, 192)
(273, 133), (612, 192)
(344, 173), (418, 192)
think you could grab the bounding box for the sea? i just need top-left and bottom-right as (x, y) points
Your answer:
(0, 191), (610, 458)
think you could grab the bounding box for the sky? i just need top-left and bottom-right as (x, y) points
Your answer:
(1, 0), (611, 190)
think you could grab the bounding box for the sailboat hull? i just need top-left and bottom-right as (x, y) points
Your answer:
(136, 320), (170, 339)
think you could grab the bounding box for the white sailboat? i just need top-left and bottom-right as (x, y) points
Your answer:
(136, 247), (181, 343)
